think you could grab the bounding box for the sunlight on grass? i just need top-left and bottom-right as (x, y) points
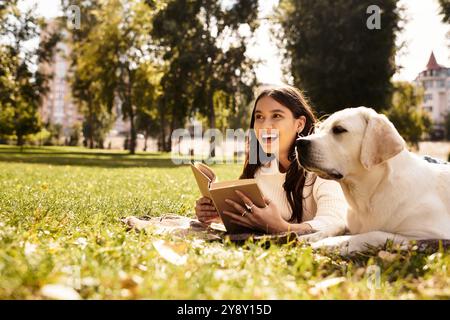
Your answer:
(0, 146), (449, 299)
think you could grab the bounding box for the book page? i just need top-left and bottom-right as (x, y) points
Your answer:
(190, 162), (213, 198)
(195, 162), (216, 182)
(210, 179), (257, 189)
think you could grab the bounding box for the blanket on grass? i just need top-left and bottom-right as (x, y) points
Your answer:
(121, 215), (450, 251)
(121, 215), (301, 245)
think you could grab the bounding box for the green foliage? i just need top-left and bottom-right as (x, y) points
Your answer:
(383, 82), (431, 148)
(275, 0), (402, 115)
(439, 0), (450, 23)
(42, 123), (64, 146)
(82, 105), (115, 149)
(61, 1), (259, 154)
(445, 112), (450, 141)
(68, 123), (82, 147)
(134, 61), (164, 150)
(63, 0), (161, 154)
(61, 0), (103, 149)
(0, 101), (15, 135)
(24, 128), (51, 146)
(152, 0), (258, 151)
(0, 1), (59, 145)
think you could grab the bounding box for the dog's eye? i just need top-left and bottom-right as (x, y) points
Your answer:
(332, 126), (347, 135)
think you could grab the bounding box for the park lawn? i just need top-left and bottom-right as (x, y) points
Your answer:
(0, 145), (449, 299)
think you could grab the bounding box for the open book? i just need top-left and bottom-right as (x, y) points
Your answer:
(190, 161), (266, 234)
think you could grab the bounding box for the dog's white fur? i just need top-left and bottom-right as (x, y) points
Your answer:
(297, 107), (450, 254)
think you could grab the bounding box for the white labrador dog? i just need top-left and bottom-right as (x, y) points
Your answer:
(296, 107), (450, 254)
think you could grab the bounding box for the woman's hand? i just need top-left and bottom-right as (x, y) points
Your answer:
(194, 196), (221, 224)
(222, 190), (290, 234)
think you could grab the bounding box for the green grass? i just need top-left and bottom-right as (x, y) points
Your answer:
(0, 145), (449, 299)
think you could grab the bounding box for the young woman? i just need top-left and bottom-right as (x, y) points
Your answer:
(194, 85), (348, 235)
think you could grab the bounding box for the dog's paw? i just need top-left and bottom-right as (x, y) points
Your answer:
(297, 226), (347, 244)
(310, 236), (354, 255)
(297, 231), (329, 243)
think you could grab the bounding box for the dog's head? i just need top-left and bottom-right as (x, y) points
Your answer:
(295, 107), (405, 180)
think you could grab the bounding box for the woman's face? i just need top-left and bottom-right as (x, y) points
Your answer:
(253, 96), (306, 157)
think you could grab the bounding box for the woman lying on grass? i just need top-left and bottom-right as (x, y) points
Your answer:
(195, 85), (348, 236)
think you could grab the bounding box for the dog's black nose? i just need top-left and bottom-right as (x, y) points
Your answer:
(296, 138), (311, 149)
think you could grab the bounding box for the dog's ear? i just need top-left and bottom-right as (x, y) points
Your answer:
(360, 113), (405, 170)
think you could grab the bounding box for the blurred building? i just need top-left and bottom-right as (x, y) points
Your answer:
(39, 20), (83, 138)
(415, 52), (450, 139)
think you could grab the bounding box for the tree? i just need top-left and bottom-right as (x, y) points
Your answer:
(444, 112), (450, 141)
(0, 1), (59, 145)
(151, 0), (258, 153)
(44, 123), (63, 146)
(383, 81), (431, 148)
(64, 0), (162, 154)
(68, 122), (82, 146)
(134, 61), (163, 151)
(275, 0), (402, 115)
(0, 46), (15, 136)
(439, 0), (450, 23)
(81, 104), (114, 149)
(61, 0), (105, 149)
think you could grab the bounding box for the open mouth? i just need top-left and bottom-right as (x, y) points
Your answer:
(260, 132), (279, 144)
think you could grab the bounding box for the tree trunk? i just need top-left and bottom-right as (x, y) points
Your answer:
(129, 109), (136, 154)
(127, 69), (136, 155)
(143, 131), (148, 152)
(168, 116), (177, 153)
(17, 134), (24, 147)
(88, 101), (95, 149)
(208, 90), (215, 158)
(165, 119), (172, 152)
(165, 126), (171, 152)
(159, 111), (166, 152)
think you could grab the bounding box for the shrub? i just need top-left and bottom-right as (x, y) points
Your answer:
(25, 128), (51, 146)
(383, 81), (431, 149)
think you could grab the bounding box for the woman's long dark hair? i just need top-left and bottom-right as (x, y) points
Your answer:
(239, 85), (317, 223)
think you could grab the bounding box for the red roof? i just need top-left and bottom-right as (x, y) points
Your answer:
(426, 51), (445, 70)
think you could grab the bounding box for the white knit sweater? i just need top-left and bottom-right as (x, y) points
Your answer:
(253, 158), (348, 233)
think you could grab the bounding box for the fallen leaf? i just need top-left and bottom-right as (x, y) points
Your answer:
(120, 274), (143, 290)
(256, 252), (269, 261)
(40, 284), (81, 300)
(308, 277), (346, 296)
(153, 240), (187, 265)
